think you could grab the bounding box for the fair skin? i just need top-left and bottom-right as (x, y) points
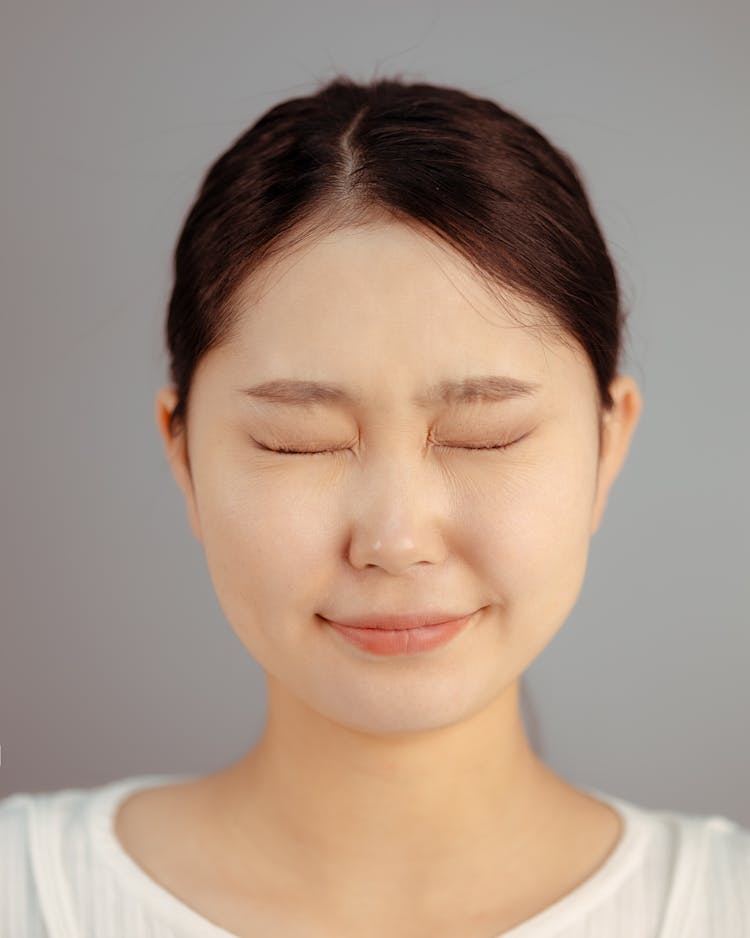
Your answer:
(133, 218), (642, 938)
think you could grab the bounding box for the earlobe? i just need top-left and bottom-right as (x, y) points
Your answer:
(590, 375), (643, 535)
(154, 386), (177, 449)
(154, 386), (203, 542)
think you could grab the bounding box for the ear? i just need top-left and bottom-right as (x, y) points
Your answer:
(154, 386), (203, 542)
(591, 374), (643, 535)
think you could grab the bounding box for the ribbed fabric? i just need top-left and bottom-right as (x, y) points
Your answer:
(1, 773), (749, 937)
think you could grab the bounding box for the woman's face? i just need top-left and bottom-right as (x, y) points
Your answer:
(157, 219), (638, 736)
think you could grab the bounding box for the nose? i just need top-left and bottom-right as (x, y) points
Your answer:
(344, 442), (449, 574)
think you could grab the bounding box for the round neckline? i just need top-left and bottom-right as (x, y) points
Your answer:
(89, 773), (652, 938)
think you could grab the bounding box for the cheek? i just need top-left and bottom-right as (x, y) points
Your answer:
(193, 459), (326, 651)
(472, 447), (598, 645)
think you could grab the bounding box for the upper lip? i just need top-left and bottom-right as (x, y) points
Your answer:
(322, 610), (477, 631)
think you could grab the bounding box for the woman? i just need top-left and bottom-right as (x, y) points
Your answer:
(2, 74), (748, 938)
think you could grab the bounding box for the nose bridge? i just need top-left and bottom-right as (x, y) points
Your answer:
(356, 411), (434, 490)
(346, 427), (447, 572)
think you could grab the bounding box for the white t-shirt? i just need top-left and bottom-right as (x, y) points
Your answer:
(1, 772), (749, 937)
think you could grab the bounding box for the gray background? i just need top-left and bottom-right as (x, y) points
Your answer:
(1, 1), (748, 825)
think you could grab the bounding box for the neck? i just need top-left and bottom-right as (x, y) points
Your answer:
(205, 677), (573, 903)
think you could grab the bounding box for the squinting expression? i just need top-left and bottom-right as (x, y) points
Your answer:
(178, 219), (605, 735)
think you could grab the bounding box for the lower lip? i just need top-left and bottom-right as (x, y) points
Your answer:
(324, 612), (477, 656)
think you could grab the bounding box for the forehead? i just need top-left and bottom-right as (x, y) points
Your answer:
(209, 220), (594, 407)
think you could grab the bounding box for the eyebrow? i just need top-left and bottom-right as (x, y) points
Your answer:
(235, 375), (541, 409)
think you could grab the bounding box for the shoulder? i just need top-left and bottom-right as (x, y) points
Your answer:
(655, 808), (750, 935)
(690, 812), (750, 888)
(0, 790), (43, 879)
(0, 781), (101, 863)
(588, 788), (750, 936)
(0, 775), (181, 935)
(0, 789), (51, 934)
(668, 809), (750, 873)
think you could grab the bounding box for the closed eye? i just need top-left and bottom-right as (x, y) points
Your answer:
(264, 446), (340, 456)
(254, 437), (525, 456)
(450, 442), (514, 451)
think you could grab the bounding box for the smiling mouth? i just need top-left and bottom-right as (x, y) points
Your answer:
(321, 610), (480, 656)
(320, 610), (479, 631)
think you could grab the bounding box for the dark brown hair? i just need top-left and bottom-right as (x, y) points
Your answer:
(164, 74), (627, 445)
